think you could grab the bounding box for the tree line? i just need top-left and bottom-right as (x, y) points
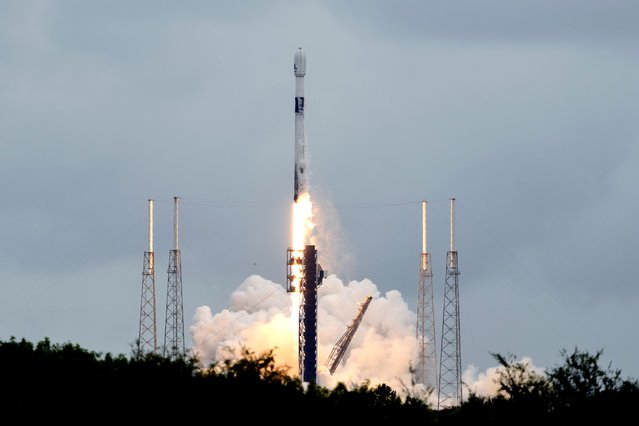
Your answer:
(1, 336), (637, 422)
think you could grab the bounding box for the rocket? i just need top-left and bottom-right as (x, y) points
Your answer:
(293, 47), (307, 202)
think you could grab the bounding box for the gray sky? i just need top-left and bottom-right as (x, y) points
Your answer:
(1, 0), (638, 381)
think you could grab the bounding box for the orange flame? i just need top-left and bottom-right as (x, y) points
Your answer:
(290, 192), (314, 292)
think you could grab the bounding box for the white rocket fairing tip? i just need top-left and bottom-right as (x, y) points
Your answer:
(294, 47), (306, 77)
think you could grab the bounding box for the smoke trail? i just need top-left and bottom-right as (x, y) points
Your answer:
(309, 191), (356, 282)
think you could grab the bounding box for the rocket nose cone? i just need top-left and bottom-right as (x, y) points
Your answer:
(294, 47), (306, 77)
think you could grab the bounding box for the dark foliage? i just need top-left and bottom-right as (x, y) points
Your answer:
(1, 337), (637, 423)
(546, 347), (639, 423)
(452, 347), (639, 425)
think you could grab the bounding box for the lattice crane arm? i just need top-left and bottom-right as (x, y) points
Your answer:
(325, 296), (373, 375)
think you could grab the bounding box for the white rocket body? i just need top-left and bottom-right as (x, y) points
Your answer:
(294, 47), (307, 202)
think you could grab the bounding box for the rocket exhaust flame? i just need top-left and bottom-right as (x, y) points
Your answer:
(287, 193), (313, 292)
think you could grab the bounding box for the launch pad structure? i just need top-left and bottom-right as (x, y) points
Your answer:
(325, 295), (373, 375)
(287, 245), (325, 383)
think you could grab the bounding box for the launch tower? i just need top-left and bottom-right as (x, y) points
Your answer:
(300, 245), (318, 382)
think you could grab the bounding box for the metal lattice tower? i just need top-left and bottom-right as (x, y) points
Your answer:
(137, 199), (157, 354)
(299, 244), (324, 383)
(415, 200), (438, 390)
(325, 296), (372, 375)
(163, 196), (185, 358)
(438, 198), (462, 408)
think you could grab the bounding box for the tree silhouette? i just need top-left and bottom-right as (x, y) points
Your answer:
(2, 337), (638, 423)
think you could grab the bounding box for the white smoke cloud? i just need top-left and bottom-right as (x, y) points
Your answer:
(190, 275), (297, 369)
(462, 356), (546, 399)
(190, 273), (544, 404)
(462, 364), (503, 397)
(190, 273), (424, 397)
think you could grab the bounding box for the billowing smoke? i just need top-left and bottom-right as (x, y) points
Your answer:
(191, 275), (298, 370)
(190, 273), (543, 403)
(462, 356), (546, 398)
(191, 274), (424, 396)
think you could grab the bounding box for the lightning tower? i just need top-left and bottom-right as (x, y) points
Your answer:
(438, 198), (462, 408)
(137, 199), (157, 354)
(415, 200), (438, 389)
(163, 196), (185, 358)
